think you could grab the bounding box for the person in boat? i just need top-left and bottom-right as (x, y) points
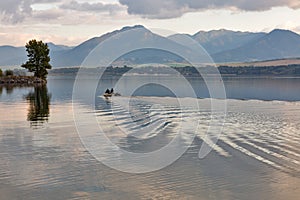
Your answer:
(105, 89), (110, 94)
(110, 88), (114, 94)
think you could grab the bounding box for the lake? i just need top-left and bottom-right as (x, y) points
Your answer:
(0, 75), (300, 199)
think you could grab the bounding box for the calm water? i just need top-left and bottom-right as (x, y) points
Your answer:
(0, 75), (300, 200)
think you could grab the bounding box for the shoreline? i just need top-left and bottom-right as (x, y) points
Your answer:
(0, 76), (47, 86)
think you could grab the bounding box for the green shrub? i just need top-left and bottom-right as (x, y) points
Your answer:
(0, 69), (2, 77)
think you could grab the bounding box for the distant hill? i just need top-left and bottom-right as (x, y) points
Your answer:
(0, 46), (26, 66)
(0, 43), (73, 67)
(216, 58), (300, 67)
(47, 43), (73, 52)
(1, 26), (300, 67)
(52, 25), (191, 67)
(51, 25), (149, 67)
(213, 29), (300, 62)
(191, 29), (266, 54)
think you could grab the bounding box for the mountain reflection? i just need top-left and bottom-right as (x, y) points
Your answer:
(25, 86), (51, 128)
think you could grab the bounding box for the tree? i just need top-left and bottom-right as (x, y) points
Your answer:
(22, 39), (52, 79)
(0, 69), (2, 77)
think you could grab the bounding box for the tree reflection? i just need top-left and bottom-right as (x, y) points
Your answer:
(0, 85), (16, 95)
(5, 85), (14, 94)
(0, 85), (16, 96)
(26, 86), (51, 128)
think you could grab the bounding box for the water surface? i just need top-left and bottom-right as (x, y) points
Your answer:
(0, 75), (300, 199)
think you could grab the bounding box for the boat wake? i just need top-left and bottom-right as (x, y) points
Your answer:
(95, 96), (300, 175)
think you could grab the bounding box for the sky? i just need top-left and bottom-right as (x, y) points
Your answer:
(0, 0), (300, 46)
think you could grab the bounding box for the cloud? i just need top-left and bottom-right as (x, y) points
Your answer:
(119, 0), (300, 19)
(32, 9), (64, 21)
(0, 0), (32, 23)
(0, 0), (60, 23)
(0, 0), (125, 24)
(60, 0), (125, 14)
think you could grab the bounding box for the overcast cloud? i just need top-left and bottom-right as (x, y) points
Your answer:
(119, 0), (300, 19)
(60, 1), (125, 14)
(0, 0), (300, 46)
(32, 9), (64, 21)
(0, 0), (31, 23)
(0, 0), (125, 24)
(0, 0), (62, 23)
(1, 0), (300, 23)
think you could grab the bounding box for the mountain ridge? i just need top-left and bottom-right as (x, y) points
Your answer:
(213, 28), (300, 62)
(1, 26), (300, 67)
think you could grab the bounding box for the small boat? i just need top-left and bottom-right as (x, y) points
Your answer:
(103, 93), (113, 98)
(103, 88), (120, 98)
(103, 92), (121, 98)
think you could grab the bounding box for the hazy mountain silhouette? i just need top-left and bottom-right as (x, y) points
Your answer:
(1, 26), (300, 67)
(51, 25), (148, 67)
(192, 29), (266, 54)
(51, 25), (194, 67)
(0, 46), (26, 66)
(0, 43), (73, 66)
(213, 29), (300, 62)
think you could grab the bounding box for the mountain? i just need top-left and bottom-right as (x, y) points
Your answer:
(51, 25), (192, 67)
(0, 46), (26, 66)
(1, 27), (300, 67)
(213, 29), (300, 62)
(192, 29), (266, 54)
(51, 25), (146, 67)
(0, 43), (73, 66)
(168, 30), (266, 54)
(47, 43), (73, 52)
(0, 25), (188, 67)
